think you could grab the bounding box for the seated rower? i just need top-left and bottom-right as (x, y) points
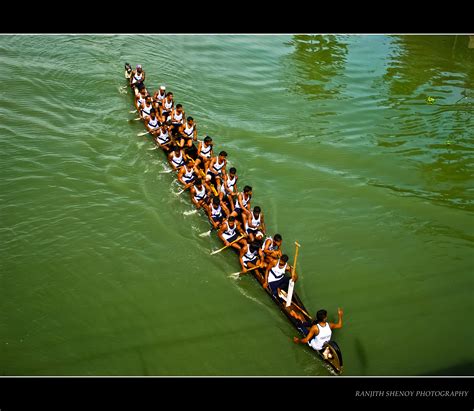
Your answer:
(161, 92), (174, 123)
(168, 146), (185, 171)
(168, 104), (185, 137)
(239, 240), (264, 273)
(140, 95), (154, 120)
(293, 308), (344, 360)
(135, 86), (148, 112)
(207, 196), (230, 230)
(190, 178), (211, 210)
(130, 64), (146, 95)
(194, 135), (214, 170)
(145, 109), (161, 135)
(177, 159), (197, 190)
(261, 233), (283, 266)
(177, 116), (197, 149)
(263, 254), (297, 297)
(153, 85), (166, 109)
(217, 215), (246, 251)
(231, 185), (252, 220)
(206, 151), (228, 191)
(219, 167), (238, 211)
(243, 205), (265, 243)
(154, 121), (173, 152)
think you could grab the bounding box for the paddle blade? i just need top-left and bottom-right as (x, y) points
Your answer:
(199, 230), (212, 237)
(137, 131), (150, 137)
(183, 209), (198, 216)
(229, 272), (241, 279)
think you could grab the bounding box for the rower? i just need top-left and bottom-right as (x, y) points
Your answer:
(239, 240), (264, 273)
(219, 167), (238, 211)
(168, 146), (185, 171)
(169, 103), (185, 137)
(145, 109), (161, 135)
(206, 196), (230, 230)
(135, 86), (148, 111)
(263, 254), (296, 298)
(231, 185), (252, 220)
(161, 92), (174, 123)
(293, 308), (344, 360)
(140, 95), (154, 120)
(153, 85), (166, 108)
(190, 177), (211, 210)
(243, 205), (265, 243)
(130, 64), (146, 94)
(206, 151), (228, 190)
(217, 215), (246, 251)
(154, 121), (173, 152)
(194, 135), (214, 170)
(177, 116), (197, 149)
(261, 233), (282, 266)
(177, 159), (197, 190)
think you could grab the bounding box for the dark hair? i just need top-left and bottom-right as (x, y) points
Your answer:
(176, 104), (182, 109)
(187, 116), (193, 122)
(280, 254), (289, 263)
(219, 151), (227, 157)
(274, 234), (282, 242)
(253, 206), (261, 213)
(249, 240), (261, 253)
(166, 92), (173, 97)
(228, 216), (236, 222)
(229, 167), (236, 174)
(212, 196), (220, 205)
(243, 185), (252, 193)
(186, 159), (193, 165)
(204, 136), (212, 143)
(316, 309), (328, 323)
(150, 109), (156, 115)
(195, 178), (202, 185)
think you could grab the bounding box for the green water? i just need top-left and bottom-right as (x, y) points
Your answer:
(1, 34), (473, 376)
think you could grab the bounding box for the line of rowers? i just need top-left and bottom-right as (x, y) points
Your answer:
(128, 64), (299, 303)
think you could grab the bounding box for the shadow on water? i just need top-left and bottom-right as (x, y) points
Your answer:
(422, 361), (474, 376)
(282, 34), (348, 103)
(353, 336), (369, 375)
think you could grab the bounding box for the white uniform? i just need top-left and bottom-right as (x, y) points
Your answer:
(156, 128), (170, 144)
(220, 174), (236, 195)
(242, 244), (258, 267)
(308, 322), (332, 351)
(199, 143), (212, 159)
(183, 123), (195, 138)
(267, 259), (287, 283)
(222, 222), (237, 242)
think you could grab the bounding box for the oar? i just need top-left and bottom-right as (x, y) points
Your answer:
(278, 288), (311, 319)
(210, 234), (245, 255)
(183, 209), (198, 216)
(199, 226), (215, 237)
(137, 130), (151, 137)
(129, 109), (137, 113)
(286, 241), (301, 307)
(229, 265), (260, 279)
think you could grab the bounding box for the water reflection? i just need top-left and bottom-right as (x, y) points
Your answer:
(283, 35), (348, 101)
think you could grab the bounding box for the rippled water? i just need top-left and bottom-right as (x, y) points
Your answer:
(1, 34), (473, 376)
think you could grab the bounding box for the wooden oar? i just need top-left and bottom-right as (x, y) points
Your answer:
(229, 265), (260, 279)
(137, 130), (151, 137)
(286, 241), (300, 307)
(278, 288), (311, 319)
(210, 234), (245, 255)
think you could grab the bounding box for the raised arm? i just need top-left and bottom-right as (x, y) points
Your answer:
(329, 308), (343, 330)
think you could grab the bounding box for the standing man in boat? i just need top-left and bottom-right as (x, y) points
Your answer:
(263, 254), (297, 297)
(218, 215), (246, 251)
(293, 308), (343, 360)
(130, 64), (146, 94)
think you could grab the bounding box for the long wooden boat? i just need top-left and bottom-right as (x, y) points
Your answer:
(124, 62), (343, 375)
